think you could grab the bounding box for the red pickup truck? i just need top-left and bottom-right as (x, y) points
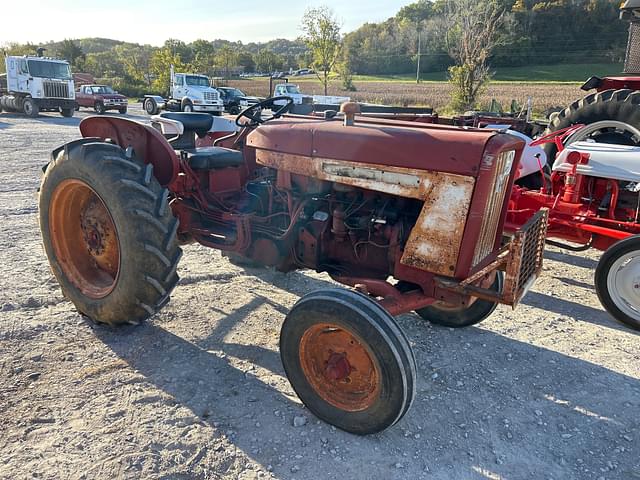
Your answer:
(75, 84), (128, 114)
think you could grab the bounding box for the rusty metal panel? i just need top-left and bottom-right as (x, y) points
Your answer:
(247, 116), (498, 176)
(400, 175), (475, 275)
(435, 209), (549, 307)
(256, 149), (476, 275)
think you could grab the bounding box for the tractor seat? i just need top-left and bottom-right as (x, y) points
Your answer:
(182, 146), (244, 170)
(159, 112), (213, 137)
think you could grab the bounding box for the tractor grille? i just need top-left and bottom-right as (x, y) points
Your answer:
(625, 22), (640, 74)
(503, 208), (549, 305)
(43, 81), (70, 99)
(472, 150), (515, 267)
(203, 91), (218, 102)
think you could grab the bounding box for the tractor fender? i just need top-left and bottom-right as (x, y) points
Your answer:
(79, 116), (179, 186)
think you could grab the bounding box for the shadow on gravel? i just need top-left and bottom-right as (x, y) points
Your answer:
(95, 309), (640, 480)
(32, 115), (82, 127)
(0, 120), (9, 130)
(521, 291), (634, 333)
(94, 267), (640, 479)
(553, 276), (595, 290)
(544, 250), (598, 270)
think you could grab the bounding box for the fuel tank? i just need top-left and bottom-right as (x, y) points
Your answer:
(553, 141), (640, 183)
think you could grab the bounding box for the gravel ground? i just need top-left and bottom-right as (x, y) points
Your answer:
(0, 105), (638, 480)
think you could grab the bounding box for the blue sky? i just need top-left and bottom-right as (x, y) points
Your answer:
(1, 0), (409, 45)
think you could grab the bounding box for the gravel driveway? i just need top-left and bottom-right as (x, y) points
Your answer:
(0, 105), (638, 480)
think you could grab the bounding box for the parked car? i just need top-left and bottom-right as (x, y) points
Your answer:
(216, 87), (262, 115)
(76, 84), (127, 114)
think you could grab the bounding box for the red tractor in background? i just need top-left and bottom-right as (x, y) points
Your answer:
(507, 124), (640, 331)
(542, 0), (640, 161)
(38, 99), (547, 435)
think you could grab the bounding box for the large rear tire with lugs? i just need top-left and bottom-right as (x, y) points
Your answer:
(542, 89), (640, 164)
(38, 140), (182, 326)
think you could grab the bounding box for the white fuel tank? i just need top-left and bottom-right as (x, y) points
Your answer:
(553, 141), (640, 183)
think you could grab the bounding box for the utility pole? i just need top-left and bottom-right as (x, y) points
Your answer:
(416, 23), (422, 84)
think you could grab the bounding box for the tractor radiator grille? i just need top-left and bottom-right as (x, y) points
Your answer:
(43, 81), (70, 99)
(203, 91), (219, 102)
(472, 150), (515, 267)
(625, 22), (640, 74)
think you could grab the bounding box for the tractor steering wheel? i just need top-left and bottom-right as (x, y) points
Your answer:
(236, 96), (295, 127)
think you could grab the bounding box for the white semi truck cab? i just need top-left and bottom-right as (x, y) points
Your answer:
(143, 66), (224, 116)
(0, 55), (76, 117)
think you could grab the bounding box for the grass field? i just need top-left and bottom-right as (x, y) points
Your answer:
(228, 78), (586, 114)
(346, 63), (623, 83)
(226, 63), (621, 115)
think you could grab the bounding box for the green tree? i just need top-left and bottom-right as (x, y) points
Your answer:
(150, 47), (185, 95)
(445, 0), (507, 111)
(57, 39), (85, 68)
(163, 39), (193, 64)
(254, 49), (283, 73)
(397, 1), (433, 83)
(336, 47), (356, 91)
(115, 44), (156, 87)
(216, 45), (239, 78)
(190, 39), (216, 74)
(236, 51), (256, 73)
(0, 43), (38, 73)
(300, 6), (342, 95)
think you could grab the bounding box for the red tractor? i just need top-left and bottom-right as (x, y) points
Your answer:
(507, 124), (640, 331)
(38, 99), (547, 434)
(542, 0), (640, 160)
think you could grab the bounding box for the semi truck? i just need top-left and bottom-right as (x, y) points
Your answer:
(0, 55), (76, 117)
(143, 66), (224, 116)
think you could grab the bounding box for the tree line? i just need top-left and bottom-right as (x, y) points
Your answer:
(0, 0), (627, 109)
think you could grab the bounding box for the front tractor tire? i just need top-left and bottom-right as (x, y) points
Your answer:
(39, 141), (182, 326)
(280, 288), (416, 435)
(60, 107), (74, 118)
(595, 235), (640, 331)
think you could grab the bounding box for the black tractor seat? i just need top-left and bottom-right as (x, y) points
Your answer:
(182, 146), (244, 170)
(159, 112), (213, 137)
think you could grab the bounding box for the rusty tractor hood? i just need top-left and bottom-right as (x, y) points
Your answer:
(246, 115), (521, 177)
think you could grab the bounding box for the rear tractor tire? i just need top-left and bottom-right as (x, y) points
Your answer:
(280, 288), (416, 435)
(38, 140), (182, 326)
(543, 89), (640, 163)
(595, 235), (640, 331)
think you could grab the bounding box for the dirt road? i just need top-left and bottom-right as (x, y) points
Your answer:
(0, 106), (638, 480)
